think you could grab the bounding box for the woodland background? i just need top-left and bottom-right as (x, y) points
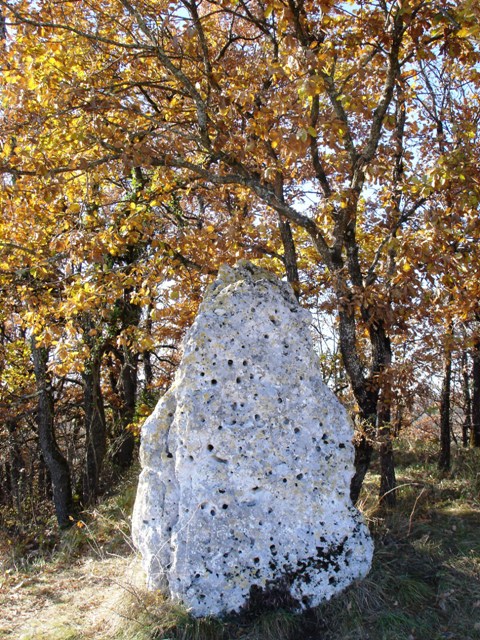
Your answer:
(0, 5), (479, 633)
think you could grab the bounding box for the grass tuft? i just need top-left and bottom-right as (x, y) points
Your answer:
(2, 441), (480, 640)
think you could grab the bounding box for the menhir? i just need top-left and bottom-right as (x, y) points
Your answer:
(132, 261), (373, 617)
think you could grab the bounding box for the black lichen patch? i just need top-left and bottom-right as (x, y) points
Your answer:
(241, 579), (301, 616)
(240, 537), (348, 616)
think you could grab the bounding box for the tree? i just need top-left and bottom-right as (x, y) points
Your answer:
(1, 0), (479, 507)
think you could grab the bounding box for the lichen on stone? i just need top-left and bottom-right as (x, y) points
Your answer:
(132, 261), (373, 617)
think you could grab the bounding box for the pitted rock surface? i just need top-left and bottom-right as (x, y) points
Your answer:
(132, 261), (373, 617)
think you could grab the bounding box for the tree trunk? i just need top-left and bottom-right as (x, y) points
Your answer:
(111, 348), (138, 468)
(471, 337), (480, 447)
(438, 329), (453, 471)
(461, 349), (472, 448)
(374, 327), (396, 506)
(143, 306), (154, 389)
(335, 294), (377, 503)
(278, 217), (300, 299)
(110, 292), (142, 469)
(31, 340), (73, 528)
(6, 419), (25, 516)
(274, 173), (300, 299)
(82, 354), (107, 505)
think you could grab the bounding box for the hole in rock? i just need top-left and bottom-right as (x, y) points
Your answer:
(243, 360), (247, 366)
(339, 443), (346, 449)
(210, 510), (216, 516)
(236, 377), (241, 384)
(207, 444), (214, 451)
(232, 402), (238, 410)
(282, 478), (287, 483)
(218, 425), (223, 430)
(252, 486), (259, 491)
(228, 359), (233, 366)
(254, 414), (260, 421)
(189, 455), (194, 461)
(296, 473), (304, 480)
(211, 379), (218, 385)
(222, 504), (229, 510)
(278, 397), (283, 403)
(264, 334), (269, 339)
(294, 427), (300, 434)
(253, 557), (260, 564)
(166, 452), (173, 458)
(218, 489), (226, 494)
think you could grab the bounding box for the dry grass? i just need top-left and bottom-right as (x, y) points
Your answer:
(1, 442), (480, 640)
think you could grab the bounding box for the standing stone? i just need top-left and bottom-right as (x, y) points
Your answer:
(132, 261), (373, 617)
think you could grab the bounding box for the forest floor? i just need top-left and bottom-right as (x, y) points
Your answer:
(1, 441), (480, 640)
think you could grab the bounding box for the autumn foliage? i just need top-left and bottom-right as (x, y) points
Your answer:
(0, 0), (479, 527)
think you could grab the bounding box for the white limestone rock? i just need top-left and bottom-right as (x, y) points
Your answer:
(132, 261), (373, 617)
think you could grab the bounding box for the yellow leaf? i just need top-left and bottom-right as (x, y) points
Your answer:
(456, 27), (471, 39)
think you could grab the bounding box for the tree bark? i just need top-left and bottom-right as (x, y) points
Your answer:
(278, 217), (300, 299)
(82, 353), (107, 505)
(6, 419), (25, 516)
(143, 305), (154, 389)
(334, 291), (377, 503)
(471, 337), (480, 447)
(461, 349), (472, 447)
(111, 347), (138, 468)
(110, 292), (142, 468)
(31, 340), (73, 527)
(375, 329), (396, 506)
(438, 328), (453, 471)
